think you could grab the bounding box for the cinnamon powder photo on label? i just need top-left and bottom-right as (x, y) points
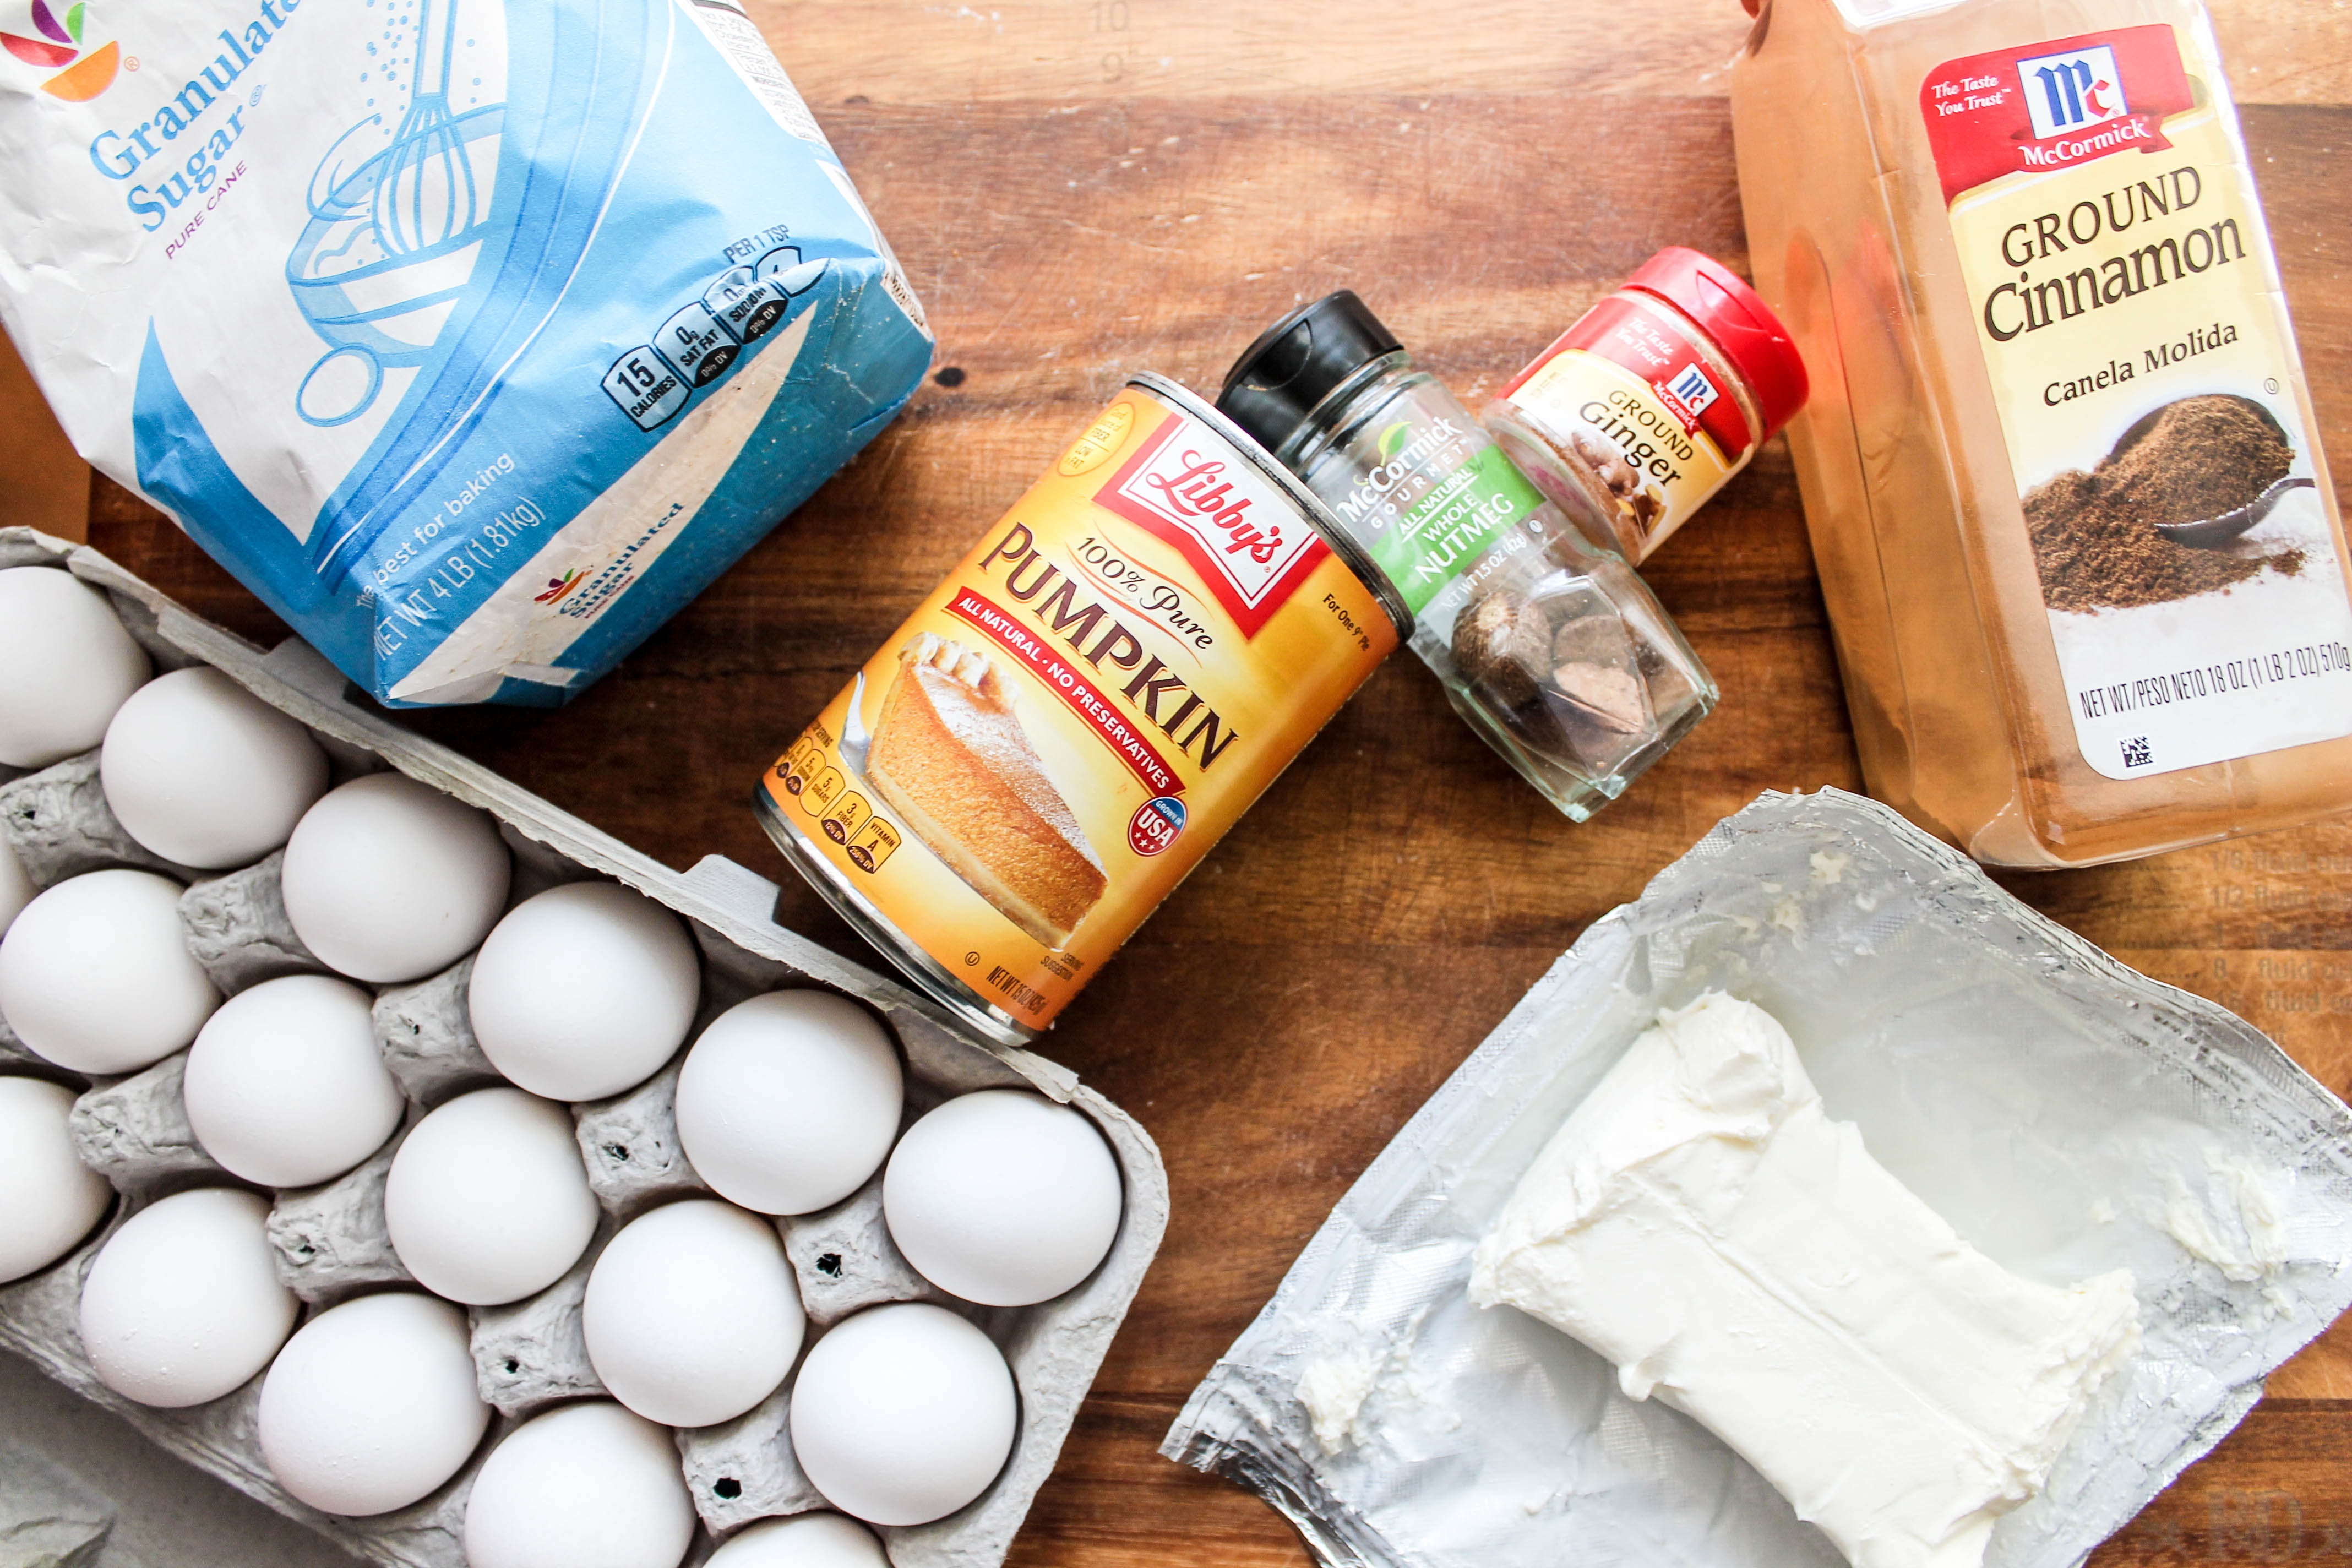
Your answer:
(2025, 394), (2304, 613)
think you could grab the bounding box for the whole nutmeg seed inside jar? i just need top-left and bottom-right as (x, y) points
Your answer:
(1221, 290), (1721, 821)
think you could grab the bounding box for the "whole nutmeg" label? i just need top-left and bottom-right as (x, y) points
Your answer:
(756, 382), (1396, 1039)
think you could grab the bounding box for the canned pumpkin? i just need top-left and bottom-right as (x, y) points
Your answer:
(755, 374), (1406, 1043)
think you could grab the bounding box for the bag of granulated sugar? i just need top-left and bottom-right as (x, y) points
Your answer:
(0, 0), (930, 706)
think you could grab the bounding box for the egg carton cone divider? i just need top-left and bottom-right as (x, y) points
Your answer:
(0, 527), (1169, 1568)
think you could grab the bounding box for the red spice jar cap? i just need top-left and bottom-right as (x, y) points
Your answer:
(1624, 247), (1809, 442)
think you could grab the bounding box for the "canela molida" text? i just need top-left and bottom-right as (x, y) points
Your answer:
(1978, 164), (2247, 343)
(977, 523), (1242, 771)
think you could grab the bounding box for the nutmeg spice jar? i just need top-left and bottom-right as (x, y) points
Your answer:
(1218, 293), (1718, 823)
(1731, 0), (2352, 867)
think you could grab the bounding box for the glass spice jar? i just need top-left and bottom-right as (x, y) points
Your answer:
(1218, 292), (1718, 822)
(1483, 248), (1809, 564)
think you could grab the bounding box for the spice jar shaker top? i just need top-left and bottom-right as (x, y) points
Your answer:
(1219, 292), (1718, 823)
(1484, 247), (1808, 564)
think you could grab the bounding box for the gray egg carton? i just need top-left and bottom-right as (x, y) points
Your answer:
(0, 526), (1169, 1568)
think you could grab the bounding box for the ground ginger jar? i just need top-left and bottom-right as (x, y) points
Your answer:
(1730, 0), (2352, 867)
(1484, 247), (1808, 564)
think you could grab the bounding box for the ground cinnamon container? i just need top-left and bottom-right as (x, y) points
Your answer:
(1730, 0), (2352, 867)
(754, 375), (1406, 1044)
(1483, 248), (1807, 564)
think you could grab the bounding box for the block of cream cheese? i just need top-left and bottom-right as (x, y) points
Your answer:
(1469, 993), (2142, 1568)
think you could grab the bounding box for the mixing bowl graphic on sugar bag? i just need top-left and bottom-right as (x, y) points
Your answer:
(278, 0), (676, 591)
(30, 0), (933, 710)
(285, 0), (834, 437)
(285, 0), (505, 428)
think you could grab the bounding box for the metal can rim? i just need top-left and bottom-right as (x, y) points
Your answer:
(753, 786), (1041, 1048)
(1125, 371), (1417, 642)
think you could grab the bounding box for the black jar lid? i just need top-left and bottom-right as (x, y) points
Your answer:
(1217, 291), (1402, 456)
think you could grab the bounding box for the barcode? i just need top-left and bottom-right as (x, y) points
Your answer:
(986, 966), (1047, 1014)
(2121, 736), (2153, 768)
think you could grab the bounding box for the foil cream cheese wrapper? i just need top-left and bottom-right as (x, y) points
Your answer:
(1164, 787), (2352, 1568)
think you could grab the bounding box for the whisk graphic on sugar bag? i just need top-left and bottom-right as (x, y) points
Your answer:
(285, 0), (504, 428)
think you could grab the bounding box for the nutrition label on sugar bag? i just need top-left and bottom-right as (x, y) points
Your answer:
(682, 0), (832, 145)
(602, 236), (824, 431)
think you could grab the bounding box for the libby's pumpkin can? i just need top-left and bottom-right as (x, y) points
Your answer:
(755, 373), (1407, 1043)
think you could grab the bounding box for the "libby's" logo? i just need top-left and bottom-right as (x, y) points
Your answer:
(1141, 453), (1286, 565)
(1094, 412), (1327, 638)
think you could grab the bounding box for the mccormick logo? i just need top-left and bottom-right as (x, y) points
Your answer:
(2018, 44), (2125, 139)
(1657, 362), (1721, 430)
(3, 0), (119, 100)
(1919, 26), (2193, 204)
(1093, 412), (1328, 639)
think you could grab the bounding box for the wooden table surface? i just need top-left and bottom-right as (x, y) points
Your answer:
(23, 1), (2352, 1561)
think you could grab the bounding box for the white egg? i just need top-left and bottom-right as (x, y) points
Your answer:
(582, 1198), (803, 1428)
(0, 567), (151, 769)
(385, 1087), (597, 1306)
(0, 868), (220, 1074)
(257, 1291), (489, 1515)
(99, 667), (330, 870)
(468, 881), (700, 1102)
(0, 836), (35, 937)
(463, 1401), (696, 1568)
(0, 1076), (113, 1283)
(705, 1513), (889, 1568)
(673, 991), (903, 1217)
(789, 1302), (1016, 1526)
(281, 774), (510, 984)
(78, 1187), (297, 1407)
(181, 974), (404, 1189)
(884, 1090), (1123, 1307)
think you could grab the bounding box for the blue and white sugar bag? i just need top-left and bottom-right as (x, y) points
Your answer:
(0, 0), (931, 705)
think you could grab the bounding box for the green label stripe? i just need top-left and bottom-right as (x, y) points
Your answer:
(1369, 443), (1545, 613)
